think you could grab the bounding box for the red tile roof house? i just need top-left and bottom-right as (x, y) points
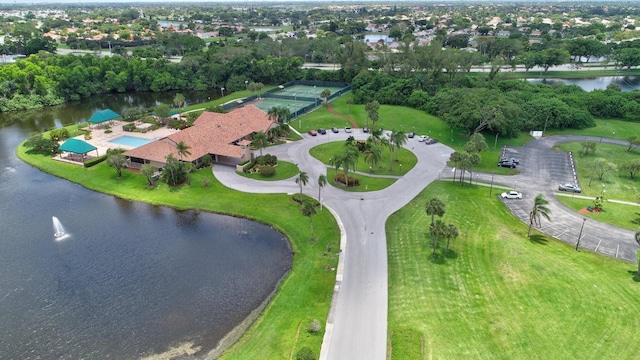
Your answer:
(124, 105), (277, 170)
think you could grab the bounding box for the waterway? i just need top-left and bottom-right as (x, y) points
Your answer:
(0, 90), (292, 359)
(528, 75), (640, 92)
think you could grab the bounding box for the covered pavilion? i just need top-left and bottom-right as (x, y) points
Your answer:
(58, 138), (99, 164)
(88, 109), (122, 128)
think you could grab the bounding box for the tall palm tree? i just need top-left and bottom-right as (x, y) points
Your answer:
(445, 223), (459, 252)
(450, 151), (463, 182)
(295, 171), (309, 203)
(380, 137), (394, 171)
(253, 131), (268, 157)
(173, 93), (186, 119)
(330, 146), (359, 186)
(318, 174), (327, 210)
(391, 130), (407, 161)
(267, 107), (280, 123)
(528, 194), (552, 237)
(364, 144), (382, 173)
(175, 141), (191, 161)
(425, 197), (446, 226)
(365, 100), (379, 130)
(430, 219), (447, 257)
(301, 199), (317, 240)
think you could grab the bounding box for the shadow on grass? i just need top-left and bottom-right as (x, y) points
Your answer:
(444, 249), (458, 259)
(528, 234), (548, 245)
(429, 253), (446, 264)
(628, 270), (640, 282)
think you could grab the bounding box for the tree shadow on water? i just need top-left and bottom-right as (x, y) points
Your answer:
(528, 234), (548, 245)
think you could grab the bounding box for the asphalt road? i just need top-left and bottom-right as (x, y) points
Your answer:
(212, 132), (638, 360)
(213, 130), (452, 360)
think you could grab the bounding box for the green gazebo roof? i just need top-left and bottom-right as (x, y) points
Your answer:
(59, 138), (97, 154)
(88, 109), (121, 124)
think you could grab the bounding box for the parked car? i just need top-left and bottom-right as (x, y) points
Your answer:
(500, 157), (520, 165)
(501, 191), (523, 199)
(331, 127), (339, 133)
(345, 127), (352, 133)
(308, 130), (317, 136)
(418, 135), (428, 142)
(498, 160), (516, 168)
(407, 132), (415, 138)
(318, 128), (327, 135)
(362, 126), (369, 133)
(558, 183), (582, 193)
(425, 138), (439, 145)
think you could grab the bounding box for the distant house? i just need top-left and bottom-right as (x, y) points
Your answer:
(124, 105), (276, 169)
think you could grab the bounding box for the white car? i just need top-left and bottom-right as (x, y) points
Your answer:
(501, 191), (523, 199)
(345, 127), (352, 133)
(417, 135), (428, 142)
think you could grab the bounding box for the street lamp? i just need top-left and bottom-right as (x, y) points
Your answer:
(514, 181), (517, 191)
(575, 218), (586, 251)
(221, 87), (225, 98)
(245, 80), (248, 91)
(494, 132), (499, 152)
(294, 93), (297, 102)
(601, 184), (605, 197)
(489, 171), (495, 197)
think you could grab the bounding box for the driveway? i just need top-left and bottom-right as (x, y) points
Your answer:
(214, 130), (452, 360)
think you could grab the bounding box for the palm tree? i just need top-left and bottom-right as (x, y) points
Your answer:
(450, 151), (463, 182)
(253, 131), (268, 157)
(267, 107), (280, 123)
(330, 146), (359, 186)
(445, 223), (459, 252)
(295, 171), (309, 203)
(346, 98), (354, 112)
(430, 219), (447, 257)
(381, 137), (394, 171)
(175, 141), (191, 161)
(301, 199), (317, 240)
(318, 174), (327, 210)
(364, 144), (382, 173)
(528, 194), (552, 237)
(365, 100), (379, 130)
(425, 197), (446, 226)
(391, 130), (407, 161)
(173, 93), (186, 120)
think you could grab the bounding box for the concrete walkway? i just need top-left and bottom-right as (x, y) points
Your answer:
(213, 130), (452, 360)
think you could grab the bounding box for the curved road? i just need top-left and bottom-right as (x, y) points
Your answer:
(212, 133), (638, 360)
(214, 130), (452, 360)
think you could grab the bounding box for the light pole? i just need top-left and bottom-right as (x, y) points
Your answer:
(245, 80), (248, 91)
(221, 87), (225, 98)
(601, 184), (605, 197)
(575, 218), (586, 251)
(294, 93), (297, 102)
(514, 181), (517, 191)
(489, 171), (495, 197)
(494, 132), (499, 152)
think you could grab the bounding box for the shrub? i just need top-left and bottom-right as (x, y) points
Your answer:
(259, 165), (275, 177)
(122, 123), (136, 132)
(84, 154), (107, 168)
(201, 177), (211, 188)
(106, 148), (126, 155)
(256, 156), (266, 166)
(308, 319), (321, 333)
(207, 105), (225, 113)
(295, 347), (315, 360)
(334, 173), (360, 186)
(201, 154), (212, 167)
(104, 129), (113, 134)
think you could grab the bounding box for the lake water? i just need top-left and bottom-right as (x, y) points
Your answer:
(528, 75), (640, 92)
(0, 91), (292, 359)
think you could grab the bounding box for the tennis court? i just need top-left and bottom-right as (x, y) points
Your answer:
(253, 97), (320, 114)
(276, 85), (345, 98)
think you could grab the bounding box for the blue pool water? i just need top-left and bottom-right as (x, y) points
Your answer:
(109, 135), (155, 147)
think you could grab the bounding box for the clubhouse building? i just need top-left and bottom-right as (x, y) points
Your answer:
(124, 105), (276, 169)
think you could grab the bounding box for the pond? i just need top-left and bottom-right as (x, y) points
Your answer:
(0, 91), (292, 359)
(528, 75), (640, 92)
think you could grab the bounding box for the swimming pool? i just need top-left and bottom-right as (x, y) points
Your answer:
(109, 135), (155, 147)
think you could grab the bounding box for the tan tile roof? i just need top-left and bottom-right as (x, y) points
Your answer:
(124, 105), (273, 164)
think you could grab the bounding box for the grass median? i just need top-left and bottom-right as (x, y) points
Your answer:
(387, 181), (640, 359)
(17, 139), (339, 360)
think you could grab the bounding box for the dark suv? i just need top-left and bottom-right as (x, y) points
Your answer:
(498, 160), (516, 168)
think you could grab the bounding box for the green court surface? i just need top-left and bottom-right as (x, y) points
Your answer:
(276, 85), (344, 98)
(252, 97), (318, 114)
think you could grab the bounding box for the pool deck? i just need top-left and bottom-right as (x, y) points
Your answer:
(58, 120), (178, 164)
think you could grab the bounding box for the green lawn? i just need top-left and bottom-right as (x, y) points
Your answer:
(325, 167), (397, 192)
(557, 196), (640, 231)
(236, 161), (299, 181)
(554, 142), (640, 203)
(387, 181), (640, 360)
(17, 140), (339, 360)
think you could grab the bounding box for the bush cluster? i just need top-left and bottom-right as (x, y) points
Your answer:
(84, 154), (107, 168)
(259, 165), (275, 177)
(334, 173), (360, 187)
(255, 154), (278, 166)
